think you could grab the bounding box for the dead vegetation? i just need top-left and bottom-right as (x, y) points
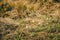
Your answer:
(0, 0), (60, 40)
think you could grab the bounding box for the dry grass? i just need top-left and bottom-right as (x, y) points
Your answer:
(0, 0), (60, 40)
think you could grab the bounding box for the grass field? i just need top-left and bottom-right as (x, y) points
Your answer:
(0, 0), (60, 40)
